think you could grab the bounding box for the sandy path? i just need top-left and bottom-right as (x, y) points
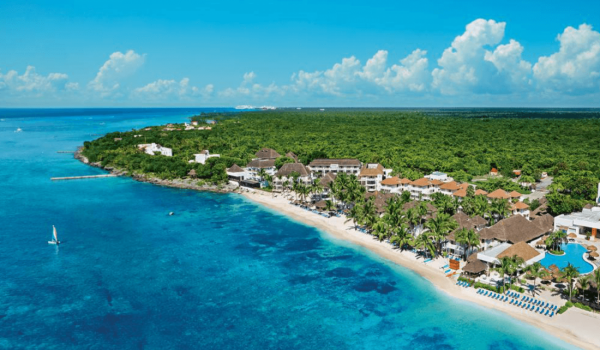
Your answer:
(240, 190), (600, 350)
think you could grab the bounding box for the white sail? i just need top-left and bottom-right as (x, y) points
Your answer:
(53, 226), (58, 242)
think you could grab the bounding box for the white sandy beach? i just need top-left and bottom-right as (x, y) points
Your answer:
(240, 189), (600, 350)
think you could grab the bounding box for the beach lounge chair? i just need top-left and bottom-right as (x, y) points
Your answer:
(509, 299), (514, 304)
(544, 309), (549, 316)
(535, 307), (540, 313)
(441, 264), (449, 269)
(518, 301), (522, 307)
(550, 311), (554, 317)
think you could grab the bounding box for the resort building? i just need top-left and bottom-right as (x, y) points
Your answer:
(192, 150), (220, 164)
(478, 214), (554, 245)
(308, 159), (362, 176)
(285, 152), (299, 162)
(245, 159), (277, 181)
(426, 171), (451, 182)
(359, 163), (386, 192)
(408, 177), (442, 201)
(477, 241), (544, 267)
(319, 172), (337, 199)
(273, 163), (312, 193)
(439, 181), (461, 196)
(380, 176), (402, 193)
(511, 201), (530, 219)
(226, 164), (247, 183)
(444, 212), (487, 256)
(255, 148), (281, 160)
(137, 143), (173, 157)
(553, 206), (600, 240)
(489, 168), (498, 176)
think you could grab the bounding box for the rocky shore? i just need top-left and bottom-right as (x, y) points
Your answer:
(74, 147), (238, 193)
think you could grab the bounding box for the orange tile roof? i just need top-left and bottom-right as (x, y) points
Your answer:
(400, 178), (412, 184)
(430, 179), (443, 186)
(411, 177), (432, 187)
(509, 191), (522, 198)
(487, 189), (511, 199)
(490, 168), (498, 173)
(452, 189), (468, 197)
(381, 176), (401, 185)
(512, 201), (529, 210)
(439, 181), (459, 190)
(475, 189), (488, 196)
(458, 183), (469, 190)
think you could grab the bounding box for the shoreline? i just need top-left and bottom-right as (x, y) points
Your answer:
(239, 190), (600, 350)
(73, 150), (599, 349)
(73, 147), (237, 193)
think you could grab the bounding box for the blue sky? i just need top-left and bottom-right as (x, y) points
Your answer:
(1, 0), (599, 107)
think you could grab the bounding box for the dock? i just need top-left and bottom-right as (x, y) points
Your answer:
(51, 174), (117, 181)
(57, 151), (75, 154)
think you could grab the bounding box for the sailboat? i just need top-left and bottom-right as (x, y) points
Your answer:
(48, 225), (60, 245)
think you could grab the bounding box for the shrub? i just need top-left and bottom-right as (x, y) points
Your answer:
(474, 282), (499, 293)
(510, 285), (525, 293)
(574, 302), (593, 312)
(558, 306), (570, 314)
(565, 301), (574, 308)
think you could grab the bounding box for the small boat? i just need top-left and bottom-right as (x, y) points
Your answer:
(48, 225), (60, 245)
(15, 128), (23, 133)
(169, 212), (174, 216)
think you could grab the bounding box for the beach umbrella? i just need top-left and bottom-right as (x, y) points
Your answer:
(590, 251), (599, 258)
(588, 246), (598, 251)
(567, 233), (577, 238)
(535, 239), (545, 246)
(541, 274), (553, 281)
(549, 264), (559, 271)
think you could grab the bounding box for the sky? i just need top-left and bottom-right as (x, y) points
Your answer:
(1, 0), (599, 107)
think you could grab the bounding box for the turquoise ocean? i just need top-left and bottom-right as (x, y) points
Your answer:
(0, 109), (578, 349)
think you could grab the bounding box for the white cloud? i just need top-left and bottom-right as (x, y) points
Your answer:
(88, 50), (145, 96)
(219, 72), (284, 100)
(288, 50), (430, 96)
(533, 24), (600, 94)
(432, 19), (532, 95)
(0, 66), (70, 95)
(132, 77), (213, 101)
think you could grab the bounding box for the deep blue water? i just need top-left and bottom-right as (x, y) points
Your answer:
(0, 109), (578, 349)
(540, 243), (595, 274)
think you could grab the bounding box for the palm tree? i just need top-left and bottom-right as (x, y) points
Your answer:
(545, 231), (568, 252)
(562, 263), (580, 302)
(414, 232), (436, 258)
(494, 256), (513, 293)
(346, 205), (361, 230)
(406, 207), (420, 235)
(425, 213), (458, 256)
(390, 225), (412, 251)
(324, 199), (335, 213)
(593, 268), (600, 304)
(372, 219), (390, 242)
(579, 275), (591, 301)
(525, 262), (549, 297)
(509, 255), (525, 290)
(455, 228), (481, 260)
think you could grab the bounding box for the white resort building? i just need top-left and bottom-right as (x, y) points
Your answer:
(554, 206), (600, 240)
(138, 143), (173, 157)
(359, 163), (388, 192)
(273, 163), (312, 193)
(308, 159), (362, 176)
(192, 150), (220, 164)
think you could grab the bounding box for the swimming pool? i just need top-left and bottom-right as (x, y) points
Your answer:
(540, 243), (595, 274)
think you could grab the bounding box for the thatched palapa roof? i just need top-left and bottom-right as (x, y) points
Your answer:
(276, 163), (309, 177)
(255, 148), (281, 159)
(497, 241), (541, 262)
(463, 260), (487, 274)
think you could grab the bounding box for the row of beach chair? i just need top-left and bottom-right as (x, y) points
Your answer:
(477, 289), (555, 317)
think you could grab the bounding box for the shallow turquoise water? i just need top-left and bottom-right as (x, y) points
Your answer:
(540, 243), (595, 274)
(0, 109), (578, 349)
